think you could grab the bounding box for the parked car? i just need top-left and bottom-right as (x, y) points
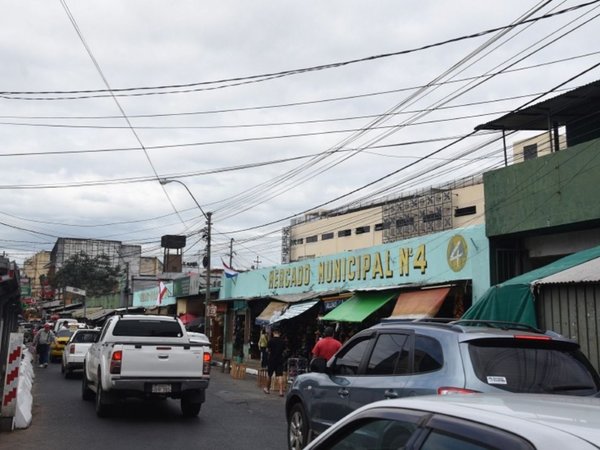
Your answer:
(50, 328), (75, 362)
(61, 328), (100, 377)
(286, 319), (600, 449)
(303, 393), (600, 450)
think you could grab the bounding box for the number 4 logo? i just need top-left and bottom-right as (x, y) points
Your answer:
(447, 235), (468, 272)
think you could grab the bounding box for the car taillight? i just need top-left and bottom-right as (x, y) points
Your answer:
(437, 386), (480, 395)
(110, 350), (122, 374)
(203, 352), (211, 375)
(69, 344), (75, 354)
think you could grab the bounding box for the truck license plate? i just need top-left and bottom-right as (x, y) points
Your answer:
(151, 384), (172, 394)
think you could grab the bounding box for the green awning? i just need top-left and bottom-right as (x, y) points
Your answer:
(462, 244), (600, 328)
(322, 290), (397, 322)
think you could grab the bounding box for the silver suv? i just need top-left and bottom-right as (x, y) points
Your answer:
(285, 319), (600, 450)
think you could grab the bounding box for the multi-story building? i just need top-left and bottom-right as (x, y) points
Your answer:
(49, 238), (142, 278)
(283, 176), (485, 263)
(21, 251), (51, 300)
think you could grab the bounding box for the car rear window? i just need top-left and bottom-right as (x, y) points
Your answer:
(112, 319), (184, 338)
(468, 338), (600, 395)
(72, 331), (99, 343)
(56, 329), (74, 338)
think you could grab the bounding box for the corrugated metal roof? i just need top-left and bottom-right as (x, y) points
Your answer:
(475, 80), (600, 131)
(535, 257), (600, 284)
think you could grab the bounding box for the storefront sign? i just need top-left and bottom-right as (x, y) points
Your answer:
(220, 224), (491, 303)
(269, 244), (428, 289)
(133, 281), (176, 308)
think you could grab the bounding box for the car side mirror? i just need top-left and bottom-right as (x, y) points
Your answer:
(310, 357), (328, 373)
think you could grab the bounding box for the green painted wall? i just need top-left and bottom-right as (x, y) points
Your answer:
(485, 138), (600, 237)
(86, 293), (120, 308)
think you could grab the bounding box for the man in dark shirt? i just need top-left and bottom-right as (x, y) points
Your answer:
(264, 328), (286, 396)
(312, 326), (342, 361)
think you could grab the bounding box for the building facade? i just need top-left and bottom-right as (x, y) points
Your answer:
(284, 177), (485, 263)
(21, 251), (51, 301)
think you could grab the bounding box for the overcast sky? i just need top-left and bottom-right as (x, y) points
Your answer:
(1, 0), (599, 270)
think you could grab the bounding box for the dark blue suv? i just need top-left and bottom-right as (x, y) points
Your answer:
(285, 319), (600, 450)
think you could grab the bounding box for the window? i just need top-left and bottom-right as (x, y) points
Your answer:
(325, 418), (417, 450)
(523, 143), (538, 160)
(413, 335), (443, 373)
(468, 339), (599, 395)
(355, 226), (370, 235)
(291, 238), (304, 245)
(396, 217), (414, 227)
(422, 431), (495, 450)
(338, 229), (352, 238)
(113, 319), (184, 338)
(72, 331), (99, 343)
(455, 205), (476, 217)
(366, 334), (409, 375)
(422, 415), (535, 450)
(306, 235), (318, 243)
(374, 223), (384, 231)
(422, 211), (442, 223)
(322, 232), (334, 240)
(334, 336), (372, 375)
(56, 329), (73, 338)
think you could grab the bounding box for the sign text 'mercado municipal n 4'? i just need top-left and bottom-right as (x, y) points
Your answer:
(268, 245), (428, 289)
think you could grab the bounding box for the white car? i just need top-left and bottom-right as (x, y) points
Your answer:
(301, 394), (600, 450)
(61, 329), (100, 378)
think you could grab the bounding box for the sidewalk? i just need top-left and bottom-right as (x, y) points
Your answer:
(212, 353), (263, 376)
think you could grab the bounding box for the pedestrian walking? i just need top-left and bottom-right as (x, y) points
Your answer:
(311, 326), (342, 361)
(263, 327), (286, 397)
(258, 328), (269, 368)
(33, 323), (56, 368)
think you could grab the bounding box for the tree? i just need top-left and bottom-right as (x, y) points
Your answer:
(51, 252), (122, 298)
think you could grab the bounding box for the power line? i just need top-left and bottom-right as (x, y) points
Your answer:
(0, 52), (596, 122)
(2, 1), (598, 100)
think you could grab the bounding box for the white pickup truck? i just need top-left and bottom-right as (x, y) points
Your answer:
(82, 314), (211, 417)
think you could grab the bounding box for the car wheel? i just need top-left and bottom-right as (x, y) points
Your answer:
(95, 378), (111, 418)
(81, 368), (94, 401)
(288, 403), (310, 450)
(181, 396), (201, 417)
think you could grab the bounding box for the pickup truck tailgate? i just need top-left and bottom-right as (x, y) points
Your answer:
(118, 344), (207, 378)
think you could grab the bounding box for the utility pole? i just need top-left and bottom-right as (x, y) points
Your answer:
(159, 178), (212, 337)
(205, 212), (212, 338)
(254, 255), (262, 269)
(229, 238), (234, 267)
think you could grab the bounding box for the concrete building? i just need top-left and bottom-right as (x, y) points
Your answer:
(283, 176), (485, 263)
(49, 238), (142, 278)
(21, 251), (51, 301)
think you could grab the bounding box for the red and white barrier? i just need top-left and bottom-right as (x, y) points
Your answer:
(1, 333), (23, 430)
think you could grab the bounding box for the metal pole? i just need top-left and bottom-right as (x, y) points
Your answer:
(158, 179), (212, 336)
(205, 212), (212, 338)
(502, 128), (508, 167)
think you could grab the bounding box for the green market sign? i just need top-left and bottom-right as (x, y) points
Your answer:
(268, 245), (430, 289)
(220, 225), (490, 301)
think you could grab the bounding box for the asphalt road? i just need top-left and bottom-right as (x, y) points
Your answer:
(1, 362), (288, 450)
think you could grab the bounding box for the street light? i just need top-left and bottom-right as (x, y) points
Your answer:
(159, 179), (212, 337)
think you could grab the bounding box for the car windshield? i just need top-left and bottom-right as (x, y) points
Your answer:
(469, 338), (600, 395)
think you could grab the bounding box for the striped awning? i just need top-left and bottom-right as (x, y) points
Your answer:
(255, 301), (286, 325)
(270, 300), (319, 324)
